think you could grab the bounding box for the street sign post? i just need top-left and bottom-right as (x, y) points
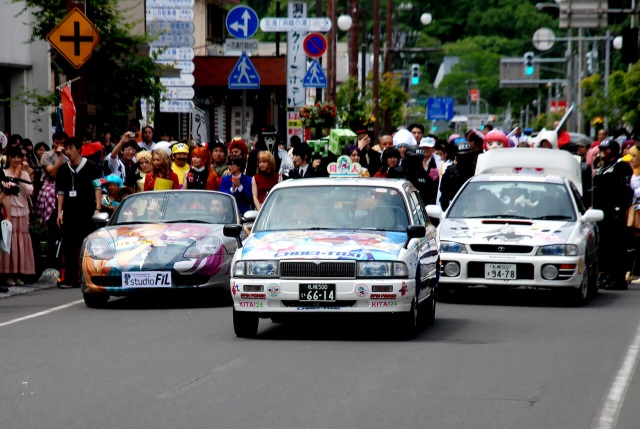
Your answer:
(149, 34), (195, 47)
(160, 100), (194, 113)
(427, 97), (455, 121)
(147, 21), (195, 35)
(228, 52), (260, 90)
(163, 86), (195, 100)
(226, 6), (259, 39)
(150, 47), (195, 61)
(46, 8), (100, 69)
(146, 8), (194, 22)
(260, 17), (331, 33)
(303, 60), (327, 88)
(224, 39), (259, 53)
(303, 33), (327, 57)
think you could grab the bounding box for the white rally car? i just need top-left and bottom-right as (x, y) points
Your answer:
(426, 148), (603, 305)
(224, 156), (439, 338)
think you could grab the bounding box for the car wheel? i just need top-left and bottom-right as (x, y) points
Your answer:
(587, 255), (599, 299)
(233, 308), (259, 338)
(397, 295), (419, 339)
(568, 269), (589, 306)
(83, 293), (109, 308)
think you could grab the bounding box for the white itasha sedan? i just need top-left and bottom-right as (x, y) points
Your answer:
(223, 156), (440, 338)
(426, 148), (603, 305)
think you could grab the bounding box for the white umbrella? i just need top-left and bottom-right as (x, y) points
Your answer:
(1, 219), (12, 254)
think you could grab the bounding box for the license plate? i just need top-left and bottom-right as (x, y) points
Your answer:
(122, 271), (172, 288)
(484, 264), (516, 279)
(299, 284), (336, 301)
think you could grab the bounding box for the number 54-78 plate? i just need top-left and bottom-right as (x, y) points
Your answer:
(484, 264), (516, 280)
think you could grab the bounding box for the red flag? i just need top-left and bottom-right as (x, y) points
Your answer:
(61, 85), (76, 137)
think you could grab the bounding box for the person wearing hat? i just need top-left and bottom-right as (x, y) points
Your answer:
(535, 129), (558, 149)
(101, 174), (124, 214)
(105, 132), (140, 189)
(593, 139), (633, 290)
(405, 136), (440, 205)
(210, 140), (228, 179)
(393, 128), (416, 168)
(483, 129), (510, 151)
(439, 138), (475, 210)
(228, 137), (249, 161)
(171, 142), (191, 187)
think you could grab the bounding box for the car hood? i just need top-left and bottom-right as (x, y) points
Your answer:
(86, 223), (232, 273)
(439, 218), (575, 245)
(241, 230), (407, 260)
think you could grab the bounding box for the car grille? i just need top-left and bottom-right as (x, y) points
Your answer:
(90, 274), (210, 287)
(467, 262), (535, 280)
(280, 261), (356, 279)
(469, 244), (533, 254)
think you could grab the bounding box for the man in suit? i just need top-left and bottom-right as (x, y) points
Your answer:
(289, 143), (318, 179)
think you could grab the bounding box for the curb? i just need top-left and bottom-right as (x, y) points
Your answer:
(0, 268), (60, 299)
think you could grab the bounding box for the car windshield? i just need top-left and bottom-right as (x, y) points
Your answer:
(253, 185), (410, 232)
(447, 181), (576, 221)
(112, 191), (236, 225)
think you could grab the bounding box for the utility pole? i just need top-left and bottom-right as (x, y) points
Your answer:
(348, 0), (359, 78)
(66, 0), (87, 137)
(327, 0), (336, 102)
(372, 0), (380, 137)
(383, 0), (392, 132)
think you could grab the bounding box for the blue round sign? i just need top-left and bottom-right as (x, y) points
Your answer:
(226, 6), (259, 39)
(303, 33), (327, 58)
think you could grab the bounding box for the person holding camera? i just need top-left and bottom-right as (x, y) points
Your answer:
(105, 131), (139, 189)
(0, 146), (35, 286)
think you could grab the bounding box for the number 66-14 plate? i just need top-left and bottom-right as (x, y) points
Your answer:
(299, 284), (336, 301)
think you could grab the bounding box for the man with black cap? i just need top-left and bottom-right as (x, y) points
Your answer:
(406, 136), (440, 205)
(593, 139), (633, 289)
(210, 140), (228, 178)
(247, 126), (293, 178)
(439, 138), (475, 210)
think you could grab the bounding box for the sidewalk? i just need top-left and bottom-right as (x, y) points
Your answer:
(0, 269), (59, 299)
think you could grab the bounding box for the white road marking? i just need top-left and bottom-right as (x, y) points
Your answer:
(0, 300), (83, 328)
(593, 320), (640, 429)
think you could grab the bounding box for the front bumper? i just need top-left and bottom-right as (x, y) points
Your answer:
(438, 253), (584, 288)
(230, 278), (417, 313)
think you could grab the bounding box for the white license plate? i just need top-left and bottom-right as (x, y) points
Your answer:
(122, 271), (172, 288)
(484, 264), (516, 279)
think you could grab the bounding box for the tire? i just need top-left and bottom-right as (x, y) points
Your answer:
(83, 293), (109, 308)
(233, 308), (259, 338)
(420, 294), (436, 326)
(587, 255), (599, 299)
(567, 269), (589, 306)
(436, 283), (452, 302)
(397, 296), (419, 339)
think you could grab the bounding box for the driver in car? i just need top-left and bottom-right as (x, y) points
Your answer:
(210, 198), (229, 222)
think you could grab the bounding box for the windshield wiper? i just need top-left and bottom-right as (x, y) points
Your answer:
(113, 221), (153, 225)
(164, 219), (209, 224)
(532, 215), (572, 220)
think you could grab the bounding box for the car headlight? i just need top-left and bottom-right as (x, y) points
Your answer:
(86, 237), (115, 260)
(536, 244), (578, 256)
(439, 241), (468, 253)
(233, 260), (279, 277)
(357, 261), (408, 278)
(183, 236), (222, 259)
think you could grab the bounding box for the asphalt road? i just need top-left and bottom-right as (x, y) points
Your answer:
(2, 285), (640, 429)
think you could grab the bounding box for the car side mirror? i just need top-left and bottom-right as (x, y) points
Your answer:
(242, 210), (259, 223)
(92, 212), (109, 224)
(223, 224), (244, 248)
(581, 209), (604, 223)
(404, 225), (426, 248)
(426, 204), (443, 220)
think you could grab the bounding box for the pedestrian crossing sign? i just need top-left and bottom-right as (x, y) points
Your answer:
(303, 59), (327, 88)
(228, 52), (260, 90)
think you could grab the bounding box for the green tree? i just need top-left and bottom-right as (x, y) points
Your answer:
(12, 0), (164, 133)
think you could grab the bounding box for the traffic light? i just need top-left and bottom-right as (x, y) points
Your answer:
(586, 52), (593, 75)
(410, 64), (420, 85)
(523, 51), (534, 76)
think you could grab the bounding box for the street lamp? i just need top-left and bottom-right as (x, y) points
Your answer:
(420, 13), (432, 26)
(337, 15), (352, 31)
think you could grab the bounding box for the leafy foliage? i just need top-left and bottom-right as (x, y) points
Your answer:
(12, 0), (164, 133)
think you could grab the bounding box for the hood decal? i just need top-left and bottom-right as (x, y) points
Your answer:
(440, 219), (572, 245)
(242, 230), (406, 260)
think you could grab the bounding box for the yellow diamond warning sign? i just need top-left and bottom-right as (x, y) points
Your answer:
(47, 8), (100, 69)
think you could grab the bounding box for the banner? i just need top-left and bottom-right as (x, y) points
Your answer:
(61, 85), (76, 137)
(191, 106), (208, 145)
